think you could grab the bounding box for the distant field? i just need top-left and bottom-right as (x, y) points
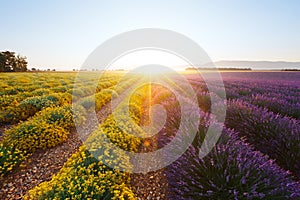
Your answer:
(0, 71), (299, 199)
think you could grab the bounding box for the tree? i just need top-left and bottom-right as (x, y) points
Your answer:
(0, 51), (15, 72)
(0, 51), (28, 72)
(14, 55), (28, 72)
(0, 53), (6, 72)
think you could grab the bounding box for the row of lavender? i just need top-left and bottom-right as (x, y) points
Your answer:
(225, 100), (300, 178)
(224, 72), (300, 179)
(225, 79), (300, 119)
(187, 72), (300, 119)
(164, 126), (299, 199)
(187, 72), (300, 178)
(160, 72), (300, 199)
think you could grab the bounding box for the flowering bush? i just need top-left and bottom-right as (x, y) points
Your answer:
(72, 86), (95, 97)
(0, 89), (50, 110)
(0, 94), (23, 108)
(0, 104), (86, 177)
(0, 93), (72, 124)
(50, 86), (68, 93)
(25, 146), (136, 200)
(96, 114), (141, 153)
(3, 120), (69, 152)
(39, 105), (86, 130)
(30, 88), (51, 96)
(96, 80), (118, 92)
(79, 89), (114, 111)
(3, 105), (86, 153)
(0, 144), (27, 179)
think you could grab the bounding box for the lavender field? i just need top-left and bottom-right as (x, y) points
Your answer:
(162, 71), (300, 199)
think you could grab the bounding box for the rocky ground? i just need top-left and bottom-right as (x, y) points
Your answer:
(130, 136), (169, 200)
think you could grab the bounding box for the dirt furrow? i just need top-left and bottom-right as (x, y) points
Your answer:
(131, 85), (169, 200)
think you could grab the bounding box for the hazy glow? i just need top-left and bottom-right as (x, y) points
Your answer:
(109, 50), (189, 71)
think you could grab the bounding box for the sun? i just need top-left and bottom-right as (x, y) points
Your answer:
(134, 64), (174, 75)
(109, 49), (189, 73)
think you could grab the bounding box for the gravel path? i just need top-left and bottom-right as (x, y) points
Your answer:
(130, 87), (169, 200)
(130, 136), (169, 200)
(0, 103), (112, 199)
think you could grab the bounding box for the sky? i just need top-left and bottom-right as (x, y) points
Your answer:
(1, 0), (300, 70)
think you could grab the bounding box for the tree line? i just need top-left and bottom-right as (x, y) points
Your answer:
(0, 51), (28, 72)
(185, 67), (252, 71)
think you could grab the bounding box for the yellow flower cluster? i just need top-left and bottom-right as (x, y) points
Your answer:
(39, 105), (86, 130)
(0, 71), (114, 124)
(4, 118), (68, 152)
(0, 72), (118, 125)
(25, 146), (135, 200)
(79, 89), (114, 112)
(0, 143), (27, 179)
(26, 84), (149, 199)
(71, 73), (121, 101)
(3, 105), (86, 153)
(0, 92), (72, 124)
(0, 72), (121, 178)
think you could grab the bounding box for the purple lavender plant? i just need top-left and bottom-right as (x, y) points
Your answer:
(225, 100), (300, 179)
(165, 128), (300, 199)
